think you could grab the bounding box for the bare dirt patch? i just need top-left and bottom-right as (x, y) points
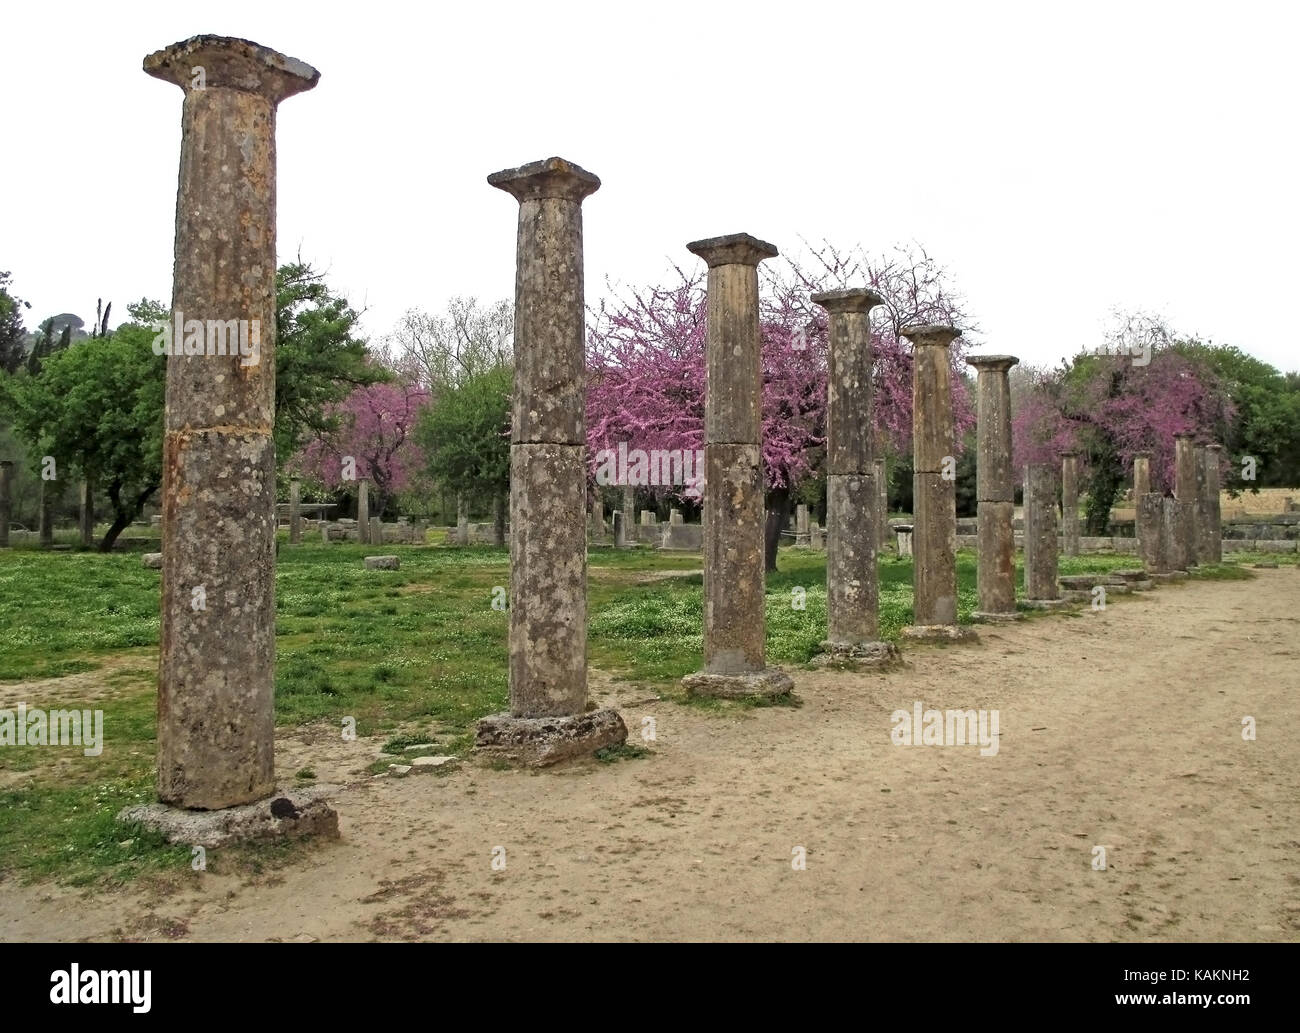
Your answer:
(2, 572), (1296, 942)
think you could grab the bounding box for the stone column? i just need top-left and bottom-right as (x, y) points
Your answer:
(874, 457), (889, 549)
(1133, 452), (1151, 500)
(143, 37), (332, 822)
(1061, 451), (1081, 557)
(289, 477), (302, 545)
(811, 289), (896, 662)
(1024, 464), (1068, 607)
(669, 508), (683, 525)
(475, 156), (625, 764)
(966, 355), (1021, 621)
(1201, 444), (1223, 563)
(1174, 433), (1199, 567)
(592, 497), (606, 539)
(79, 479), (94, 548)
(612, 510), (625, 548)
(0, 460), (11, 548)
(357, 480), (370, 545)
(621, 485), (635, 544)
(902, 325), (975, 640)
(39, 479), (54, 548)
(681, 233), (793, 698)
(795, 503), (810, 546)
(369, 516), (382, 546)
(1137, 493), (1168, 574)
(1163, 496), (1189, 573)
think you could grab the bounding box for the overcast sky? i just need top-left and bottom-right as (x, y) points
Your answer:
(5, 0), (1297, 373)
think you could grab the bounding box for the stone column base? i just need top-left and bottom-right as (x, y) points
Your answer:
(682, 668), (794, 700)
(117, 785), (339, 848)
(1148, 570), (1189, 584)
(971, 610), (1024, 623)
(900, 624), (979, 643)
(474, 708), (627, 767)
(1022, 597), (1074, 610)
(812, 640), (901, 667)
(1111, 569), (1156, 590)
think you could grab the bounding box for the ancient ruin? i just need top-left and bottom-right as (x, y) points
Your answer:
(966, 355), (1021, 621)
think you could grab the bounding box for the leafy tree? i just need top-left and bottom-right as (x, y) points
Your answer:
(293, 376), (430, 519)
(415, 365), (511, 540)
(0, 271), (31, 375)
(274, 261), (387, 460)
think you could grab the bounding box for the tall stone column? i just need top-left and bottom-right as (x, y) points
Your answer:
(1201, 444), (1223, 563)
(681, 234), (793, 698)
(1163, 496), (1189, 573)
(1174, 433), (1199, 567)
(902, 325), (976, 640)
(39, 479), (54, 548)
(966, 355), (1021, 621)
(79, 479), (94, 548)
(289, 477), (302, 545)
(1061, 451), (1081, 557)
(0, 460), (11, 548)
(1137, 493), (1168, 574)
(357, 480), (370, 544)
(1024, 463), (1068, 607)
(811, 288), (896, 663)
(1133, 452), (1151, 500)
(475, 156), (625, 764)
(142, 37), (333, 826)
(874, 457), (889, 549)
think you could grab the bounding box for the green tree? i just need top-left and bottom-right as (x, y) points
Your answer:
(416, 365), (511, 538)
(274, 261), (387, 460)
(0, 271), (31, 375)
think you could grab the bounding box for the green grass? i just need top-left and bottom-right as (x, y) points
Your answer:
(0, 538), (1272, 886)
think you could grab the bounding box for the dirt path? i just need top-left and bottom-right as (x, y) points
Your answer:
(3, 571), (1297, 942)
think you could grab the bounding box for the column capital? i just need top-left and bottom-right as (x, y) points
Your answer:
(144, 35), (319, 102)
(488, 156), (600, 203)
(902, 324), (962, 348)
(965, 353), (1018, 373)
(1205, 443), (1225, 453)
(1132, 450), (1152, 459)
(1060, 450), (1080, 459)
(1173, 432), (1196, 441)
(811, 287), (885, 314)
(687, 233), (778, 268)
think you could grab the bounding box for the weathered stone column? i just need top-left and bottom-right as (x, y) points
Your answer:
(902, 325), (976, 640)
(1133, 452), (1151, 500)
(139, 36), (335, 834)
(0, 460), (11, 548)
(289, 477), (302, 545)
(592, 497), (606, 539)
(874, 457), (889, 549)
(621, 485), (635, 544)
(1201, 444), (1223, 563)
(1137, 493), (1168, 574)
(369, 516), (382, 546)
(1163, 496), (1189, 573)
(681, 233), (793, 698)
(39, 479), (54, 548)
(475, 156), (625, 764)
(612, 509), (626, 548)
(1061, 451), (1081, 557)
(811, 288), (896, 663)
(357, 480), (370, 545)
(79, 479), (94, 548)
(1024, 463), (1068, 607)
(669, 508), (683, 525)
(1174, 433), (1199, 567)
(966, 355), (1021, 621)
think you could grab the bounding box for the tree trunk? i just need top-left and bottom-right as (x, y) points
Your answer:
(98, 480), (157, 552)
(764, 485), (793, 573)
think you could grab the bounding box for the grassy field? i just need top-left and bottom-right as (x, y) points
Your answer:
(0, 538), (1271, 886)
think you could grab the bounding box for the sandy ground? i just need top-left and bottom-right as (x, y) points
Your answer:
(2, 570), (1297, 942)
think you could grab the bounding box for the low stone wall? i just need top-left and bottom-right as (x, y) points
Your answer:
(320, 520), (426, 544)
(660, 523), (703, 550)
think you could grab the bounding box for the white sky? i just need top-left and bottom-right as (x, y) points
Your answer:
(5, 0), (1297, 372)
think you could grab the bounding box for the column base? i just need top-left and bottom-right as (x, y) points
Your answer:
(474, 708), (627, 767)
(900, 624), (980, 643)
(1112, 569), (1156, 590)
(117, 785), (339, 849)
(1022, 597), (1074, 610)
(1148, 571), (1189, 584)
(682, 668), (794, 700)
(971, 610), (1024, 624)
(812, 640), (901, 668)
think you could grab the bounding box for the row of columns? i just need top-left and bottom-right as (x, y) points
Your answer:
(130, 32), (1237, 819)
